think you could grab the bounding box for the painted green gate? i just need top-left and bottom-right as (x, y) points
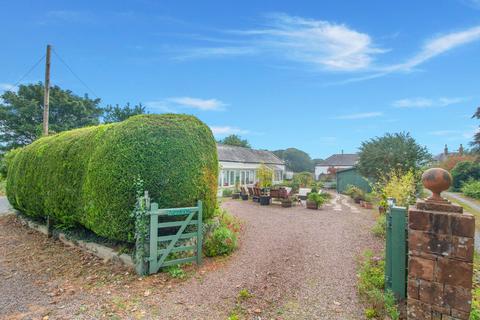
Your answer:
(146, 200), (203, 275)
(385, 204), (408, 299)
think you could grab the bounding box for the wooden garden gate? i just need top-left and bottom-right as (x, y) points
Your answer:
(146, 200), (203, 275)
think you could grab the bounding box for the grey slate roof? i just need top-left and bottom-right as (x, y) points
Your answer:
(316, 153), (359, 166)
(217, 143), (284, 165)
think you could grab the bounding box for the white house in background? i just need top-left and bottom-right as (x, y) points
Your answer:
(217, 143), (286, 196)
(315, 153), (359, 180)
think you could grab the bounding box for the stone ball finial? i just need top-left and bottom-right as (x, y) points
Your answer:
(422, 168), (452, 202)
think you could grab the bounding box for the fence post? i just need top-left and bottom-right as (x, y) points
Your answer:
(148, 202), (159, 275)
(196, 200), (203, 265)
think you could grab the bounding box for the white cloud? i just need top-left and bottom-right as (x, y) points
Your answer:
(167, 97), (226, 111)
(385, 26), (480, 72)
(176, 13), (384, 72)
(333, 112), (383, 120)
(239, 13), (385, 71)
(210, 126), (249, 135)
(393, 97), (467, 108)
(46, 10), (94, 23)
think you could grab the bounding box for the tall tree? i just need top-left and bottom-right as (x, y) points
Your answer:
(472, 106), (480, 153)
(357, 132), (431, 181)
(219, 134), (251, 148)
(273, 148), (313, 172)
(0, 83), (102, 151)
(103, 103), (146, 123)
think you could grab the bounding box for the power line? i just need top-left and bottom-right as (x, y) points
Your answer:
(7, 54), (46, 91)
(52, 47), (99, 99)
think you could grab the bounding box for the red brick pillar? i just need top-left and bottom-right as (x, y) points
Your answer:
(407, 168), (475, 320)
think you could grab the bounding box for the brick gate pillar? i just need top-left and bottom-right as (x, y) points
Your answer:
(407, 168), (475, 320)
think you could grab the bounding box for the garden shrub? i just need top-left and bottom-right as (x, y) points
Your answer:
(6, 114), (218, 242)
(204, 226), (237, 257)
(203, 206), (240, 257)
(451, 161), (480, 191)
(461, 180), (480, 200)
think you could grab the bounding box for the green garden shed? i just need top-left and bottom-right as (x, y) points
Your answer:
(336, 167), (371, 194)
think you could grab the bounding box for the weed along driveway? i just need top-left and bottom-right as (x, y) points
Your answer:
(0, 195), (380, 319)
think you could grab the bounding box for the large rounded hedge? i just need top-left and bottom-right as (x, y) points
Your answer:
(6, 114), (218, 242)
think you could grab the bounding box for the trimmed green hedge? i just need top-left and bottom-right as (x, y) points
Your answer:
(6, 114), (218, 242)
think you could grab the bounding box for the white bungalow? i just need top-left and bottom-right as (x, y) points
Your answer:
(217, 143), (286, 196)
(314, 153), (359, 180)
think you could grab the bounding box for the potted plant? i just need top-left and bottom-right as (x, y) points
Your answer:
(363, 193), (374, 209)
(306, 193), (325, 210)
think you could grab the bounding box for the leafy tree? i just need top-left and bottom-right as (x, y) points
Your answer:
(219, 134), (251, 148)
(0, 83), (102, 151)
(292, 171), (314, 188)
(472, 106), (480, 153)
(103, 103), (146, 123)
(357, 132), (431, 181)
(451, 161), (480, 191)
(273, 148), (313, 172)
(257, 163), (273, 188)
(438, 154), (477, 171)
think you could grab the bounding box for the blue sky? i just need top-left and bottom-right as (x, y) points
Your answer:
(1, 0), (479, 159)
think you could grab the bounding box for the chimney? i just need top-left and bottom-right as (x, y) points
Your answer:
(444, 144), (448, 156)
(459, 144), (464, 155)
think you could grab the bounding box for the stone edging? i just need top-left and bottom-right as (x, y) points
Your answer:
(11, 210), (134, 269)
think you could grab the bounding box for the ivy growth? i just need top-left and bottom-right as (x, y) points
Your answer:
(131, 177), (150, 266)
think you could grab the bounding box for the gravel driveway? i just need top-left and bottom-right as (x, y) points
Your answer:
(0, 193), (381, 319)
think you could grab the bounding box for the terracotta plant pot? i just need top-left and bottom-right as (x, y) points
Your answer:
(378, 206), (386, 214)
(306, 200), (318, 210)
(364, 202), (373, 209)
(360, 200), (366, 207)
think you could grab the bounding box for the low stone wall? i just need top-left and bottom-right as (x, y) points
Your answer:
(13, 211), (134, 269)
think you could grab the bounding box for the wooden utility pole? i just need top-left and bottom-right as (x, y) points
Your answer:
(43, 44), (51, 136)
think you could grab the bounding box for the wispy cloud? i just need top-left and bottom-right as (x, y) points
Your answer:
(393, 97), (468, 108)
(210, 126), (249, 136)
(176, 13), (385, 72)
(333, 112), (383, 120)
(428, 130), (460, 136)
(167, 97), (226, 111)
(146, 97), (227, 112)
(385, 26), (480, 73)
(173, 13), (480, 83)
